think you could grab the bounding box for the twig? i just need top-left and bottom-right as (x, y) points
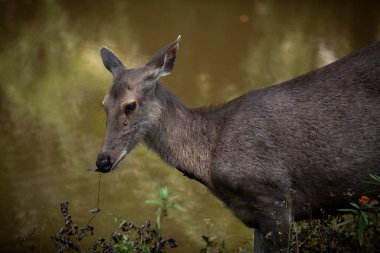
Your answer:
(297, 232), (312, 248)
(87, 173), (102, 226)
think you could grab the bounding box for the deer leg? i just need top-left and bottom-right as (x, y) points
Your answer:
(254, 229), (266, 253)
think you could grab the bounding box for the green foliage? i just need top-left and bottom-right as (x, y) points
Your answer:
(334, 175), (380, 249)
(338, 202), (370, 246)
(51, 186), (182, 253)
(370, 174), (380, 186)
(51, 175), (380, 252)
(110, 220), (177, 253)
(288, 174), (380, 252)
(146, 186), (186, 235)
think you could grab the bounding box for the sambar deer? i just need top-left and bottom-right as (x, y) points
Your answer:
(94, 36), (380, 252)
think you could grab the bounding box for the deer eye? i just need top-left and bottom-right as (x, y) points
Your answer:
(124, 102), (136, 114)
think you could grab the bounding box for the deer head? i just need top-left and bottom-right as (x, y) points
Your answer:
(95, 36), (181, 173)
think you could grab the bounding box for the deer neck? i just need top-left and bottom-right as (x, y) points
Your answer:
(144, 84), (221, 187)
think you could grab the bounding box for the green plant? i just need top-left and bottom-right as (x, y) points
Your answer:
(51, 174), (380, 252)
(286, 174), (380, 252)
(51, 201), (178, 253)
(51, 184), (183, 252)
(338, 197), (370, 246)
(336, 174), (380, 247)
(370, 174), (380, 186)
(145, 186), (186, 235)
(111, 219), (177, 253)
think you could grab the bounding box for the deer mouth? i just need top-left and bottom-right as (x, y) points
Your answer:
(109, 149), (128, 171)
(89, 149), (128, 173)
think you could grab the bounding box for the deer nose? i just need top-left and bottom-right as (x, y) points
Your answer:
(96, 153), (112, 173)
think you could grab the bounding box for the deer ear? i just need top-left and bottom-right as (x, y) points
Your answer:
(146, 35), (181, 78)
(100, 47), (125, 75)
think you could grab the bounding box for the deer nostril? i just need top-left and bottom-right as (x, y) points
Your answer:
(96, 154), (112, 173)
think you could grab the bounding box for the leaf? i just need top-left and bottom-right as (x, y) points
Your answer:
(115, 241), (136, 252)
(145, 199), (162, 206)
(158, 187), (168, 200)
(337, 208), (357, 213)
(89, 208), (101, 214)
(169, 195), (180, 201)
(173, 204), (186, 212)
(350, 202), (361, 210)
(337, 220), (353, 227)
(361, 211), (369, 225)
(113, 242), (131, 253)
(369, 174), (380, 185)
(141, 245), (151, 253)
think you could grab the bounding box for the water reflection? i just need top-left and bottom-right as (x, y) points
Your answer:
(0, 0), (379, 252)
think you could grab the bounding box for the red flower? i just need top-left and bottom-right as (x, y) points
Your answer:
(358, 195), (370, 206)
